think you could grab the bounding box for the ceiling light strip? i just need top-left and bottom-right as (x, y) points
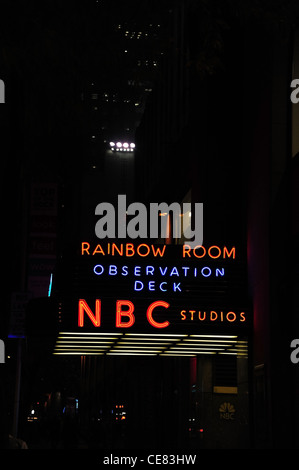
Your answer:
(116, 341), (172, 346)
(125, 333), (187, 338)
(114, 345), (166, 350)
(54, 352), (105, 356)
(56, 341), (115, 345)
(183, 339), (238, 343)
(190, 335), (238, 339)
(160, 354), (196, 357)
(110, 349), (162, 353)
(55, 346), (109, 351)
(162, 351), (217, 355)
(59, 332), (123, 336)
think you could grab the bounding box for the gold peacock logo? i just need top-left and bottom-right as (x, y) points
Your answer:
(219, 402), (235, 420)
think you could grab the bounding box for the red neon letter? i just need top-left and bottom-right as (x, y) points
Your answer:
(78, 299), (101, 327)
(137, 243), (150, 257)
(182, 244), (191, 257)
(116, 300), (135, 327)
(81, 242), (90, 255)
(208, 246), (221, 259)
(126, 244), (135, 257)
(146, 301), (170, 328)
(151, 245), (166, 257)
(92, 244), (105, 255)
(240, 312), (246, 322)
(193, 245), (206, 258)
(223, 246), (236, 259)
(226, 311), (237, 322)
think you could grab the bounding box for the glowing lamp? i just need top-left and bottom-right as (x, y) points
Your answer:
(109, 141), (135, 152)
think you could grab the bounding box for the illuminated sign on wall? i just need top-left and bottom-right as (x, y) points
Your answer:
(81, 242), (235, 258)
(55, 241), (249, 335)
(77, 298), (246, 329)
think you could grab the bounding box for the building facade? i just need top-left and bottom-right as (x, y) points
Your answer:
(2, 0), (299, 450)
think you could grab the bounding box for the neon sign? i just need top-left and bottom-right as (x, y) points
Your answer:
(81, 242), (236, 259)
(180, 310), (246, 323)
(92, 263), (225, 293)
(77, 299), (246, 329)
(92, 263), (225, 278)
(78, 299), (170, 328)
(56, 241), (249, 334)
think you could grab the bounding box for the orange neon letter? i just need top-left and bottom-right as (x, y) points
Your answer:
(226, 311), (237, 322)
(81, 242), (90, 255)
(126, 244), (135, 257)
(146, 301), (170, 328)
(137, 244), (150, 257)
(182, 244), (191, 257)
(116, 300), (135, 327)
(151, 245), (166, 257)
(92, 244), (105, 255)
(240, 312), (246, 322)
(208, 246), (221, 258)
(223, 246), (236, 259)
(193, 245), (206, 258)
(78, 299), (101, 327)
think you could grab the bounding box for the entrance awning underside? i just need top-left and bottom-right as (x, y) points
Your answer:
(53, 332), (248, 357)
